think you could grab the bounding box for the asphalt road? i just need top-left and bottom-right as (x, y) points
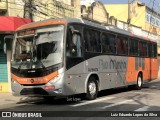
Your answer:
(0, 79), (160, 120)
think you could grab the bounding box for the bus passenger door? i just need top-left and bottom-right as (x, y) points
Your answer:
(65, 28), (85, 94)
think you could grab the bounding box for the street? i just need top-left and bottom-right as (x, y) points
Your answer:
(0, 79), (160, 120)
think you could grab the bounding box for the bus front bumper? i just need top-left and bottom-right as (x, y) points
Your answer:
(11, 79), (64, 97)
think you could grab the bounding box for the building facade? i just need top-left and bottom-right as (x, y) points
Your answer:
(0, 0), (81, 21)
(31, 0), (80, 21)
(105, 1), (160, 34)
(0, 17), (31, 92)
(0, 0), (30, 92)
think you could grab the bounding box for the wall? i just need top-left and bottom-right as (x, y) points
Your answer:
(105, 4), (128, 23)
(32, 0), (80, 21)
(105, 2), (146, 29)
(7, 0), (24, 17)
(0, 35), (8, 92)
(130, 2), (146, 29)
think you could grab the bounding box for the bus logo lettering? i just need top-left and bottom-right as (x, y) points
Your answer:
(99, 59), (127, 70)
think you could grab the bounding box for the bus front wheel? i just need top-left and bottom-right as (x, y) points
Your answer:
(86, 77), (98, 100)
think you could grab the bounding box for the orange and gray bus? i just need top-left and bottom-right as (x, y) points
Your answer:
(11, 18), (158, 100)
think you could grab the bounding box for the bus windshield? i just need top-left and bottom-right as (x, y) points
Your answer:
(12, 25), (64, 69)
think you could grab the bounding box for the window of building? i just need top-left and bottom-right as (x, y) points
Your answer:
(116, 36), (128, 55)
(146, 14), (150, 23)
(129, 39), (138, 56)
(84, 28), (101, 53)
(150, 16), (155, 25)
(156, 19), (160, 27)
(101, 33), (116, 54)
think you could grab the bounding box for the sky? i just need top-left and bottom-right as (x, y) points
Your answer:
(95, 0), (160, 13)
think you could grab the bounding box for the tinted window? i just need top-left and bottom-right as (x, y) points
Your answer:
(148, 43), (157, 58)
(152, 43), (157, 58)
(84, 28), (101, 52)
(139, 41), (148, 57)
(101, 33), (116, 54)
(148, 43), (152, 57)
(129, 39), (138, 56)
(116, 36), (128, 55)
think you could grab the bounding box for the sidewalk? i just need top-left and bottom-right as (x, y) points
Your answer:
(0, 92), (36, 110)
(0, 92), (44, 109)
(0, 92), (22, 107)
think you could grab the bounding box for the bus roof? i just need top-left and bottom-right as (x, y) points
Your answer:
(16, 17), (130, 34)
(16, 17), (156, 43)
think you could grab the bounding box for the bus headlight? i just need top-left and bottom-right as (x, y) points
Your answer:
(48, 74), (63, 84)
(11, 78), (19, 84)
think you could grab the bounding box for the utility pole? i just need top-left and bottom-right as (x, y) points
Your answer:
(128, 0), (131, 30)
(24, 0), (33, 21)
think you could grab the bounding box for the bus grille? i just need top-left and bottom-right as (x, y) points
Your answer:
(20, 88), (49, 95)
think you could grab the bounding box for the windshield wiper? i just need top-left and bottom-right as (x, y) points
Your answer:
(29, 58), (46, 70)
(37, 59), (46, 69)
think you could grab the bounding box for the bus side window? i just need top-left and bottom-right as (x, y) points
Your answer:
(84, 28), (101, 53)
(102, 34), (110, 53)
(139, 41), (148, 57)
(116, 36), (128, 55)
(84, 30), (91, 51)
(148, 42), (152, 57)
(148, 42), (157, 58)
(152, 43), (157, 58)
(129, 39), (138, 56)
(102, 33), (116, 54)
(109, 35), (116, 54)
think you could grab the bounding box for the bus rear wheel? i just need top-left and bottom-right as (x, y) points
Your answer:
(86, 77), (98, 100)
(135, 74), (143, 90)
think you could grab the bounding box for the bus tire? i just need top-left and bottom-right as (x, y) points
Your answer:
(86, 76), (98, 100)
(135, 74), (143, 90)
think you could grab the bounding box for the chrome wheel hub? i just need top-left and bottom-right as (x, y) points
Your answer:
(89, 82), (96, 96)
(138, 77), (142, 87)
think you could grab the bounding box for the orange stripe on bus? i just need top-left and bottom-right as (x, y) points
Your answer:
(126, 57), (158, 83)
(12, 71), (58, 85)
(17, 20), (66, 31)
